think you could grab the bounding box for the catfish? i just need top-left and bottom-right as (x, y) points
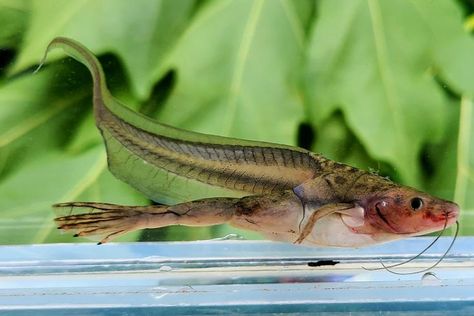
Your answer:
(40, 37), (459, 247)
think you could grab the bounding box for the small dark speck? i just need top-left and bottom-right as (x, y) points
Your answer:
(394, 195), (403, 205)
(335, 175), (346, 185)
(307, 260), (339, 267)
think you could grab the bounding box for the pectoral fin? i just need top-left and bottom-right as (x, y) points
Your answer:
(295, 203), (355, 244)
(340, 207), (366, 228)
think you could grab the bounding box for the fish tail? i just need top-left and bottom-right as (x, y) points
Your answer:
(38, 37), (111, 119)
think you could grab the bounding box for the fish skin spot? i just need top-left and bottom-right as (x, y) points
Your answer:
(394, 195), (403, 205)
(335, 175), (346, 185)
(235, 199), (259, 216)
(365, 185), (377, 193)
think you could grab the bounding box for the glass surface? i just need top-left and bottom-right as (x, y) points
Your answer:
(1, 238), (474, 315)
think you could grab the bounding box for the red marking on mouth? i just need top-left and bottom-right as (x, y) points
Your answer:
(423, 211), (450, 223)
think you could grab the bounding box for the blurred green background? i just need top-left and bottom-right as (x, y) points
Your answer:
(0, 0), (474, 244)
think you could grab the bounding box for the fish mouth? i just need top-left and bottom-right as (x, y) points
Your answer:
(446, 203), (460, 220)
(444, 211), (459, 223)
(438, 210), (459, 228)
(429, 203), (459, 227)
(447, 212), (459, 219)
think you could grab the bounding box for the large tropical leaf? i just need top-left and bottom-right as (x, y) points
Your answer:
(1, 0), (473, 244)
(156, 0), (306, 145)
(305, 0), (474, 187)
(0, 146), (147, 244)
(10, 0), (197, 99)
(0, 58), (147, 244)
(0, 0), (29, 48)
(454, 97), (474, 235)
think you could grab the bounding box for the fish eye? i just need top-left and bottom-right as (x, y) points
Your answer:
(410, 197), (423, 210)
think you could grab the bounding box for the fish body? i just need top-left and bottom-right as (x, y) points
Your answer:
(46, 37), (459, 247)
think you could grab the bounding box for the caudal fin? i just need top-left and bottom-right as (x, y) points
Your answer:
(54, 202), (166, 244)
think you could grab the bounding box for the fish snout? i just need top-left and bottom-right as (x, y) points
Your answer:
(445, 202), (460, 218)
(441, 201), (460, 226)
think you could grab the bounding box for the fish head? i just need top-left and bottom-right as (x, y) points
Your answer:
(295, 173), (459, 248)
(355, 187), (459, 237)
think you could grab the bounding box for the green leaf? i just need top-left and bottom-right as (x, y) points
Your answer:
(10, 0), (196, 99)
(425, 98), (460, 201)
(312, 112), (383, 175)
(304, 0), (470, 186)
(411, 1), (474, 96)
(454, 97), (474, 235)
(289, 0), (315, 36)
(156, 0), (306, 145)
(2, 0), (470, 243)
(0, 55), (148, 243)
(0, 64), (91, 179)
(0, 0), (29, 48)
(0, 146), (147, 244)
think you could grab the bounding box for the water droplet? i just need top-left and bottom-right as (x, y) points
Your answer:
(159, 265), (172, 272)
